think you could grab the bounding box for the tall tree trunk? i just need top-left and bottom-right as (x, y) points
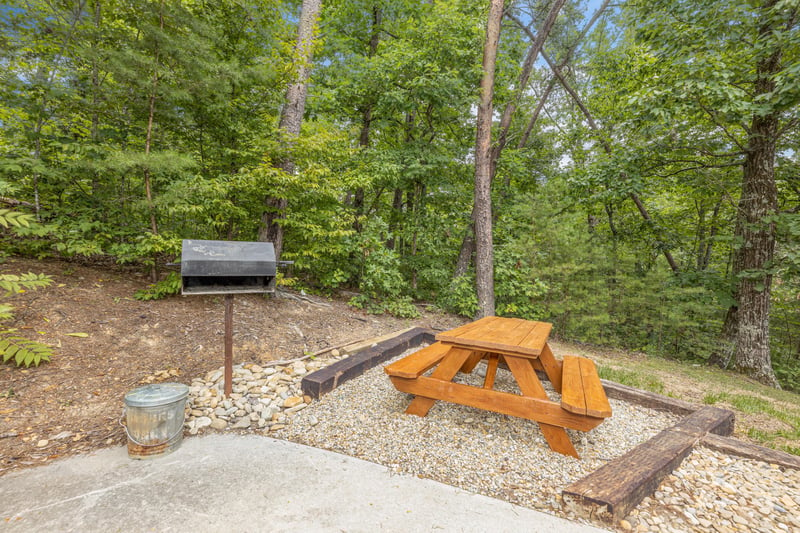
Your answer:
(456, 1), (566, 276)
(143, 0), (164, 282)
(731, 97), (780, 387)
(473, 0), (504, 318)
(258, 0), (323, 259)
(353, 5), (382, 233)
(718, 2), (784, 387)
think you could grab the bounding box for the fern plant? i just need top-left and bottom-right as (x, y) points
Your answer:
(1, 209), (54, 367)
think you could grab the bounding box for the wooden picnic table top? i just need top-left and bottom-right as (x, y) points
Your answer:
(436, 316), (553, 358)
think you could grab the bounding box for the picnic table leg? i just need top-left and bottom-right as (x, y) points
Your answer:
(460, 351), (484, 374)
(405, 347), (474, 417)
(538, 343), (564, 393)
(505, 356), (579, 458)
(483, 353), (499, 389)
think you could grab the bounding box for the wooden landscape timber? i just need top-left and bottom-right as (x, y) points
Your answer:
(562, 406), (734, 522)
(301, 329), (797, 525)
(301, 327), (435, 398)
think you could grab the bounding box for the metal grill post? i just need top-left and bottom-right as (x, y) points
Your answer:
(224, 294), (234, 397)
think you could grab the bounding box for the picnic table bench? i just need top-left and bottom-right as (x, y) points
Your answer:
(384, 316), (611, 458)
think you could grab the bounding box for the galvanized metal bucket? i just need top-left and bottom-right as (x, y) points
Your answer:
(122, 383), (189, 459)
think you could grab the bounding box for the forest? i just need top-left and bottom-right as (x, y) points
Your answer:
(1, 0), (798, 390)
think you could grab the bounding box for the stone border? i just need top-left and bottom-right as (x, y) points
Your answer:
(300, 328), (797, 524)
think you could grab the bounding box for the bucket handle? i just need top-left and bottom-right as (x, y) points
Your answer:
(119, 408), (185, 447)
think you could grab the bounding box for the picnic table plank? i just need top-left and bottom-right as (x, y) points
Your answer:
(515, 321), (553, 355)
(435, 316), (499, 341)
(384, 342), (451, 379)
(561, 356), (612, 418)
(389, 375), (604, 432)
(561, 356), (587, 415)
(437, 317), (546, 358)
(580, 357), (612, 418)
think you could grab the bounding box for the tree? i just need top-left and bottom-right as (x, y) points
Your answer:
(258, 0), (324, 260)
(473, 0), (505, 317)
(625, 0), (800, 386)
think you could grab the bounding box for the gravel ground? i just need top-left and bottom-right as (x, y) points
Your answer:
(273, 350), (680, 518)
(184, 347), (800, 532)
(629, 447), (800, 533)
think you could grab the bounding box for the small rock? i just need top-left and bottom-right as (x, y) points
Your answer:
(285, 403), (307, 414)
(231, 418), (252, 430)
(269, 424), (286, 431)
(36, 439), (49, 448)
(619, 519), (632, 531)
(210, 419), (228, 430)
(195, 416), (212, 429)
(283, 396), (304, 408)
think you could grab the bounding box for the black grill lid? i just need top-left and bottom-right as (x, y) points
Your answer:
(181, 240), (277, 277)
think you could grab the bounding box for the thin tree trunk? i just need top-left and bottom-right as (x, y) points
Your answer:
(490, 0), (566, 179)
(353, 5), (382, 233)
(473, 0), (504, 318)
(258, 0), (323, 260)
(143, 0), (164, 282)
(456, 1), (610, 274)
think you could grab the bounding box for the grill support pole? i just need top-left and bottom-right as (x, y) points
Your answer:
(224, 294), (234, 397)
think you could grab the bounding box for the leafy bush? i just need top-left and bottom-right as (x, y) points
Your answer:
(135, 271), (182, 300)
(1, 210), (55, 367)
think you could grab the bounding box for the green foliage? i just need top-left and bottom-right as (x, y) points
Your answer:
(135, 271), (182, 301)
(0, 332), (53, 367)
(0, 209), (35, 229)
(346, 219), (419, 318)
(0, 272), (52, 296)
(1, 270), (53, 368)
(438, 275), (479, 318)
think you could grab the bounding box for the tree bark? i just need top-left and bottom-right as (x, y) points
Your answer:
(719, 1), (786, 387)
(258, 0), (323, 259)
(353, 5), (382, 233)
(143, 0), (164, 282)
(473, 0), (504, 318)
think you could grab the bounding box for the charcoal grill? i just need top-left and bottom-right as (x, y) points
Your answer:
(181, 239), (277, 295)
(180, 239), (290, 396)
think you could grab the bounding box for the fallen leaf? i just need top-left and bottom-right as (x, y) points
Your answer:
(66, 333), (89, 338)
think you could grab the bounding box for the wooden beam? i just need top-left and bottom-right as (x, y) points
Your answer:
(600, 379), (697, 415)
(301, 327), (435, 398)
(701, 433), (800, 471)
(562, 406), (735, 521)
(390, 375), (603, 432)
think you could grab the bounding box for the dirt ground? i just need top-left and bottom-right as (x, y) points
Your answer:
(0, 257), (464, 476)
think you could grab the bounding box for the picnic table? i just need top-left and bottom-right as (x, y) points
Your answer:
(384, 316), (612, 458)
